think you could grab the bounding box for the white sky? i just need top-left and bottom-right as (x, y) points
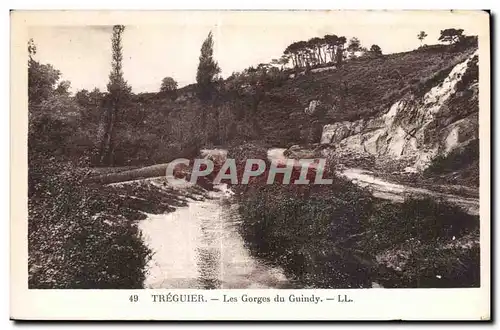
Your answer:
(27, 11), (486, 93)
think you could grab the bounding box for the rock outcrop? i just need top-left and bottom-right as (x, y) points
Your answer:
(304, 100), (321, 115)
(321, 50), (479, 171)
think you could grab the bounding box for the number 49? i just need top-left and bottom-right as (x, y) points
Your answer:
(129, 294), (139, 302)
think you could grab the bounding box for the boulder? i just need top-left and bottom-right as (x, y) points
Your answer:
(304, 100), (321, 115)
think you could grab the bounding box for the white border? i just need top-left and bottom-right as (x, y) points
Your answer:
(6, 5), (494, 324)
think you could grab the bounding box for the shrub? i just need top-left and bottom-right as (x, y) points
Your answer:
(237, 172), (376, 288)
(28, 156), (152, 288)
(425, 139), (479, 175)
(359, 197), (479, 288)
(367, 197), (477, 248)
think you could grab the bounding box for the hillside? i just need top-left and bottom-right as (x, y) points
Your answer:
(250, 44), (470, 136)
(126, 41), (478, 186)
(28, 40), (479, 182)
(139, 42), (475, 137)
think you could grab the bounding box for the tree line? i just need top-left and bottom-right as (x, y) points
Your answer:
(278, 35), (386, 69)
(28, 25), (473, 166)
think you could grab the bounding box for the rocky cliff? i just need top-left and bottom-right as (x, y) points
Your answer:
(320, 50), (479, 171)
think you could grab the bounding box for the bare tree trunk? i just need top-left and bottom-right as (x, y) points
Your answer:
(317, 46), (323, 64)
(99, 107), (112, 165)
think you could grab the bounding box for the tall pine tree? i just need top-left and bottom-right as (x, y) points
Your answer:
(196, 31), (220, 102)
(99, 25), (131, 165)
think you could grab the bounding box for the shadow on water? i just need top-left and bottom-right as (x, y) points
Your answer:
(139, 187), (296, 289)
(196, 247), (222, 289)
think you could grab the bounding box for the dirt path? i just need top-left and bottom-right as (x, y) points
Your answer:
(342, 168), (479, 215)
(266, 148), (479, 215)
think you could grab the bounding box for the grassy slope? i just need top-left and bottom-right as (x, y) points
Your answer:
(253, 44), (477, 146)
(106, 42), (478, 168)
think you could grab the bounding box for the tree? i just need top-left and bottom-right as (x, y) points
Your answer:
(335, 36), (347, 64)
(323, 34), (339, 63)
(308, 37), (325, 65)
(347, 37), (361, 57)
(28, 39), (62, 105)
(417, 31), (428, 46)
(284, 43), (298, 68)
(28, 62), (61, 105)
(369, 44), (382, 57)
(160, 76), (178, 97)
(438, 28), (465, 45)
(196, 31), (221, 101)
(285, 34), (346, 68)
(55, 80), (71, 96)
(99, 25), (132, 165)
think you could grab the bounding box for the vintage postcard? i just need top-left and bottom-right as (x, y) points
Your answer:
(10, 10), (490, 320)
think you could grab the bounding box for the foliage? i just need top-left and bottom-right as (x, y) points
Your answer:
(196, 31), (221, 101)
(28, 154), (153, 288)
(55, 80), (71, 96)
(417, 31), (428, 46)
(160, 76), (178, 100)
(439, 28), (465, 45)
(347, 37), (362, 57)
(28, 60), (61, 105)
(369, 44), (382, 56)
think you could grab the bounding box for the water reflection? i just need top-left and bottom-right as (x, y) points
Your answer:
(139, 187), (291, 289)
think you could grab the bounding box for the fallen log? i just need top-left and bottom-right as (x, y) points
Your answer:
(85, 163), (171, 185)
(85, 143), (202, 185)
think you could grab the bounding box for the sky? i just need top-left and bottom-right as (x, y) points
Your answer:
(27, 11), (486, 94)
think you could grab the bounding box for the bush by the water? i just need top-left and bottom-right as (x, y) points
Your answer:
(238, 173), (376, 288)
(359, 196), (479, 287)
(237, 174), (480, 288)
(28, 154), (153, 289)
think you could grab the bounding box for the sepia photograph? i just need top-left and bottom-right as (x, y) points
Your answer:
(10, 9), (490, 320)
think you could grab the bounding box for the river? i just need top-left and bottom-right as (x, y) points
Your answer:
(138, 183), (294, 289)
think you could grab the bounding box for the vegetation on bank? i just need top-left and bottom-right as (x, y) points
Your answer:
(236, 171), (479, 288)
(424, 139), (480, 187)
(28, 156), (151, 288)
(226, 144), (479, 288)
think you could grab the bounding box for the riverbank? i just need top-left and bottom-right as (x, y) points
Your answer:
(236, 179), (480, 288)
(231, 145), (480, 288)
(28, 157), (206, 289)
